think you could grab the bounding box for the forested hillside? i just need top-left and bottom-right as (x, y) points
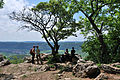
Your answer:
(0, 41), (83, 54)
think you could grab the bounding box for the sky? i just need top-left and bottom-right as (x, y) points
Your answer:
(0, 0), (85, 42)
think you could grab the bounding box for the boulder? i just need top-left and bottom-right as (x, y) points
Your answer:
(74, 54), (82, 60)
(0, 74), (15, 80)
(39, 64), (50, 72)
(0, 59), (10, 66)
(86, 65), (100, 78)
(24, 56), (32, 63)
(0, 54), (4, 62)
(0, 54), (10, 67)
(41, 53), (50, 61)
(77, 59), (86, 63)
(73, 61), (100, 78)
(101, 64), (120, 74)
(94, 73), (108, 80)
(72, 54), (82, 63)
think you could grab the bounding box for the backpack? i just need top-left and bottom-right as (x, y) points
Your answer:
(30, 49), (33, 55)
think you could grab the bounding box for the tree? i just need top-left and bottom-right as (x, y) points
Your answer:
(65, 0), (120, 63)
(10, 0), (77, 58)
(0, 0), (4, 8)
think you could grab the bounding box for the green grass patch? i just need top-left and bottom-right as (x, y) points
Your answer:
(7, 54), (30, 64)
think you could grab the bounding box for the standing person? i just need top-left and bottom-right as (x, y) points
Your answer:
(30, 46), (36, 64)
(36, 46), (43, 65)
(71, 47), (76, 61)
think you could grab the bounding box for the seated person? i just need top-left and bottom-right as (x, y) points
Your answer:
(71, 47), (76, 62)
(64, 49), (70, 61)
(71, 47), (75, 57)
(65, 49), (69, 55)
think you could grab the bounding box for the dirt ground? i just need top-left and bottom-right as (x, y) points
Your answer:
(0, 63), (120, 80)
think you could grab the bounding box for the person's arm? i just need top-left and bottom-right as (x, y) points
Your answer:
(33, 49), (36, 54)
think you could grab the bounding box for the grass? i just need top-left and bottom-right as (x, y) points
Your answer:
(0, 68), (3, 72)
(22, 74), (27, 78)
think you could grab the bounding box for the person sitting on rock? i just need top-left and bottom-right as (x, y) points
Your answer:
(36, 46), (43, 65)
(64, 49), (70, 62)
(71, 47), (76, 61)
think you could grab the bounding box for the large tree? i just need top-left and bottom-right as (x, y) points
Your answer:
(10, 0), (77, 57)
(65, 0), (120, 63)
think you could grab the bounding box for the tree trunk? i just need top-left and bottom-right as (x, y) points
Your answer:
(52, 48), (56, 57)
(55, 43), (60, 54)
(88, 17), (108, 63)
(98, 34), (108, 63)
(52, 42), (60, 57)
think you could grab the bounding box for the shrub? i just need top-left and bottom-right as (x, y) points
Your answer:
(47, 54), (61, 64)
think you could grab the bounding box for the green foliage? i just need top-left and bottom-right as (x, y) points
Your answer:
(47, 54), (61, 64)
(7, 55), (28, 64)
(96, 64), (102, 68)
(49, 64), (56, 68)
(10, 0), (78, 57)
(35, 0), (78, 40)
(0, 0), (4, 8)
(59, 66), (72, 73)
(82, 37), (102, 63)
(65, 0), (120, 63)
(22, 74), (27, 78)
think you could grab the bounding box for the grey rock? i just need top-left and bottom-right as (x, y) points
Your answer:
(94, 73), (108, 80)
(24, 56), (32, 63)
(73, 62), (100, 78)
(101, 64), (120, 74)
(86, 65), (100, 78)
(0, 54), (4, 62)
(0, 55), (10, 67)
(0, 74), (15, 80)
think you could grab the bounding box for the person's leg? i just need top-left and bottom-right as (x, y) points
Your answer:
(32, 54), (35, 64)
(36, 55), (39, 64)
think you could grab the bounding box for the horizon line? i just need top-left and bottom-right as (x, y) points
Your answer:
(0, 40), (85, 42)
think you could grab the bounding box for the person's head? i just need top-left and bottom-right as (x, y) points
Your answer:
(66, 49), (68, 52)
(33, 46), (35, 48)
(72, 47), (74, 50)
(36, 46), (39, 48)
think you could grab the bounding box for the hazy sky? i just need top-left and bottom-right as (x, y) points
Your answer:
(0, 0), (85, 42)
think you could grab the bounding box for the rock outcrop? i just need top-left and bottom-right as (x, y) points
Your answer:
(0, 74), (15, 80)
(24, 53), (51, 63)
(94, 73), (108, 80)
(73, 60), (100, 78)
(101, 63), (120, 74)
(24, 56), (32, 63)
(41, 53), (50, 61)
(0, 54), (10, 67)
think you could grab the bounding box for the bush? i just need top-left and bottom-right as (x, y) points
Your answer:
(7, 55), (25, 64)
(47, 54), (61, 64)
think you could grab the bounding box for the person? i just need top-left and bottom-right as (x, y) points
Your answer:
(36, 46), (43, 65)
(71, 47), (75, 57)
(64, 49), (70, 61)
(65, 49), (69, 55)
(71, 47), (76, 62)
(30, 46), (36, 64)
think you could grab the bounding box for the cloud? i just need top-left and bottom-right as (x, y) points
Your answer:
(0, 0), (44, 41)
(0, 0), (85, 42)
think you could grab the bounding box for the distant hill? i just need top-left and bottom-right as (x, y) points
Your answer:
(0, 41), (84, 54)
